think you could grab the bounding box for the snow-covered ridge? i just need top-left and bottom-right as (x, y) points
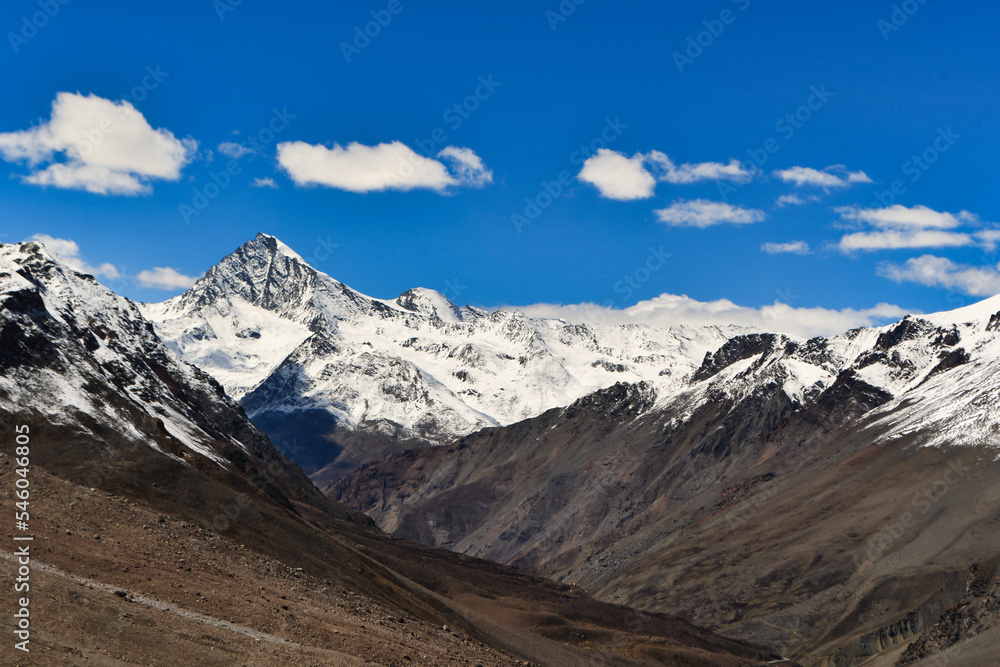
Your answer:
(142, 233), (745, 444)
(675, 294), (1000, 451)
(0, 240), (266, 466)
(141, 233), (1000, 460)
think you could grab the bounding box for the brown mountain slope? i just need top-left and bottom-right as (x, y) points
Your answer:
(332, 372), (1000, 666)
(0, 419), (784, 666)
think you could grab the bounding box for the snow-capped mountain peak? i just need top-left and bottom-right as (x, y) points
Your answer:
(142, 234), (742, 476)
(144, 233), (1000, 479)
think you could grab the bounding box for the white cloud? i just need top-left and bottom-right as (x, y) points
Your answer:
(578, 149), (655, 200)
(136, 267), (200, 290)
(836, 204), (975, 230)
(577, 149), (752, 200)
(252, 177), (278, 189)
(775, 193), (820, 207)
(833, 205), (990, 253)
(646, 151), (752, 185)
(514, 293), (907, 339)
(275, 140), (490, 193)
(655, 199), (765, 228)
(837, 230), (973, 252)
(0, 92), (196, 195)
(974, 229), (1000, 251)
(762, 240), (811, 255)
(774, 165), (872, 189)
(877, 255), (1000, 297)
(29, 234), (120, 279)
(217, 141), (252, 159)
(436, 146), (493, 187)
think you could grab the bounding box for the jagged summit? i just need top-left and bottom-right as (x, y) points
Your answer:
(395, 287), (467, 323)
(142, 234), (740, 479)
(143, 233), (1000, 481)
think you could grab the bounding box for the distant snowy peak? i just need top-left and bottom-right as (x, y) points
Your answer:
(143, 234), (744, 458)
(143, 233), (1000, 473)
(1, 240), (150, 354)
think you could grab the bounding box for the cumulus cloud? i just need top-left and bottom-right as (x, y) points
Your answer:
(577, 149), (752, 200)
(136, 267), (200, 290)
(762, 241), (811, 255)
(775, 193), (820, 207)
(655, 199), (765, 228)
(774, 165), (872, 189)
(252, 177), (278, 189)
(877, 255), (1000, 297)
(0, 92), (196, 195)
(217, 141), (252, 159)
(578, 149), (655, 200)
(29, 234), (120, 279)
(276, 140), (490, 193)
(514, 293), (907, 339)
(833, 205), (991, 253)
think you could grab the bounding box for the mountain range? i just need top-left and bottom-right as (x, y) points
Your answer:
(6, 231), (1000, 665)
(141, 232), (743, 484)
(0, 236), (786, 664)
(333, 276), (1000, 665)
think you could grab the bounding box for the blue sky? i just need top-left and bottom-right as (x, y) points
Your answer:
(1, 0), (999, 335)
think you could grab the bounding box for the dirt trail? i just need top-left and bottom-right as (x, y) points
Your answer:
(0, 550), (372, 666)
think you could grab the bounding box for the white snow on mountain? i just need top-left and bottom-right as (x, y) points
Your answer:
(0, 240), (256, 465)
(675, 293), (1000, 452)
(7, 232), (1000, 478)
(142, 233), (744, 444)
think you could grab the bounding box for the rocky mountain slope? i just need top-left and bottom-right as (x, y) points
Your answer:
(334, 294), (1000, 665)
(0, 238), (334, 516)
(0, 238), (784, 665)
(142, 233), (740, 482)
